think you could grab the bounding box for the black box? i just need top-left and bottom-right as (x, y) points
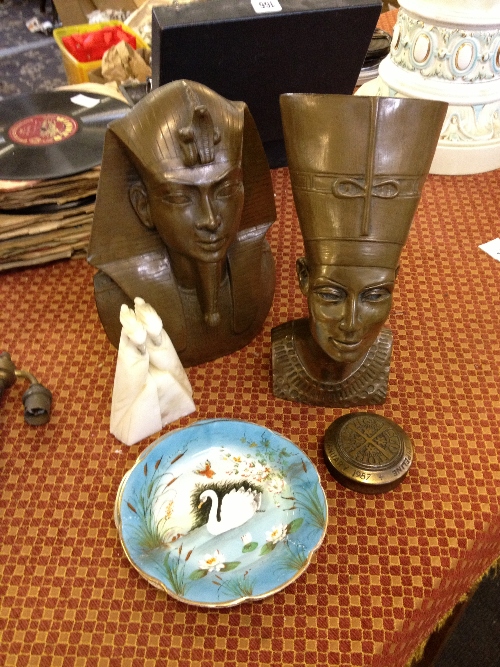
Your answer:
(152, 0), (381, 168)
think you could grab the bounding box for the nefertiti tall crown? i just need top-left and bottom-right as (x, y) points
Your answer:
(280, 94), (447, 269)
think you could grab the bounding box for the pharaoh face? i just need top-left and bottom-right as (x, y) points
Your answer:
(298, 261), (396, 365)
(136, 162), (244, 265)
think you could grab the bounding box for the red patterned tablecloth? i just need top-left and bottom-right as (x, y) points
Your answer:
(2, 161), (500, 667)
(2, 10), (500, 667)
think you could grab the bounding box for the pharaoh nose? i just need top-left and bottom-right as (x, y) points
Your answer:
(197, 193), (221, 231)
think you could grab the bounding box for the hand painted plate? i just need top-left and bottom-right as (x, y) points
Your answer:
(115, 419), (328, 607)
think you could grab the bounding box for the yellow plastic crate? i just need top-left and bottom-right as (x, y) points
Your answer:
(53, 21), (148, 85)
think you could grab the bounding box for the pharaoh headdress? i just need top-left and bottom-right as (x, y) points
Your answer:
(111, 79), (245, 179)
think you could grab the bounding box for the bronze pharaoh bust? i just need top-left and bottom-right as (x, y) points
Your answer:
(272, 94), (447, 407)
(87, 80), (276, 367)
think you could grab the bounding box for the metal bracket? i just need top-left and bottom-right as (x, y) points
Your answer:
(0, 352), (52, 426)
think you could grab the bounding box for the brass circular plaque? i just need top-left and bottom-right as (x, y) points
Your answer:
(324, 413), (413, 494)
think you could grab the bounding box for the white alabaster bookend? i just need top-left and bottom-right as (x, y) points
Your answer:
(110, 298), (196, 446)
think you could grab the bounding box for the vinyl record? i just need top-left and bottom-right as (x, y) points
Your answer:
(0, 90), (130, 181)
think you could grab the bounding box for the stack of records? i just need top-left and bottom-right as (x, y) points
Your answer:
(0, 89), (129, 271)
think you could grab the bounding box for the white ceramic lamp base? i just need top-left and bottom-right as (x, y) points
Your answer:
(357, 0), (500, 175)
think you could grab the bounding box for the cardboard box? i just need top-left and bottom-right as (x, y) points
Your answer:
(54, 0), (141, 26)
(94, 0), (141, 11)
(152, 0), (381, 168)
(54, 0), (96, 26)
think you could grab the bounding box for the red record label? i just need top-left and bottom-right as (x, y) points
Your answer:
(8, 113), (78, 146)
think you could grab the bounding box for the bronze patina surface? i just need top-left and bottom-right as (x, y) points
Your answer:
(88, 80), (276, 367)
(272, 94), (448, 407)
(324, 412), (413, 494)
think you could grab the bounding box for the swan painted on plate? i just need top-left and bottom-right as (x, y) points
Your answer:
(196, 484), (262, 536)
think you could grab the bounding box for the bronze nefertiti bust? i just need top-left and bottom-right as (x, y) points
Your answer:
(272, 94), (447, 407)
(88, 80), (276, 367)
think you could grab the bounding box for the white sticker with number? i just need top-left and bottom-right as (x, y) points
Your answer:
(251, 0), (282, 14)
(70, 94), (101, 109)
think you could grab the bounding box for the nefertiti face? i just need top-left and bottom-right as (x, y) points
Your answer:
(299, 262), (396, 365)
